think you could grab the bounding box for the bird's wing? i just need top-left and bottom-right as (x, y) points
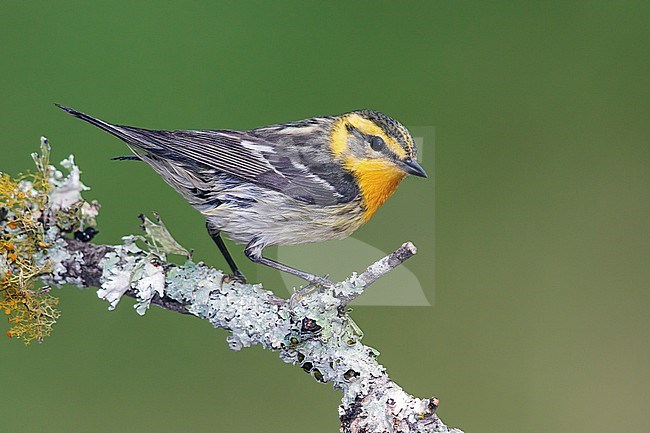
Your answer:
(55, 105), (349, 205)
(131, 128), (349, 205)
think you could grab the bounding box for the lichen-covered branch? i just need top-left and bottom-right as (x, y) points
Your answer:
(1, 138), (463, 433)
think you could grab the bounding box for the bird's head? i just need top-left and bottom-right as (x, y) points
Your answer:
(329, 110), (427, 220)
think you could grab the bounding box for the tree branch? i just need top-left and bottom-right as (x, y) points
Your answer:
(2, 138), (463, 433)
(55, 237), (460, 432)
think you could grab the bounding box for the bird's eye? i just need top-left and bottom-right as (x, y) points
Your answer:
(369, 135), (384, 152)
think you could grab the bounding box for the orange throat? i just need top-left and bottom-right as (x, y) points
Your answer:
(347, 158), (407, 221)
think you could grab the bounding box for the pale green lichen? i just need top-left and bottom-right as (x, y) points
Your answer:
(49, 154), (90, 210)
(163, 262), (291, 351)
(96, 218), (191, 314)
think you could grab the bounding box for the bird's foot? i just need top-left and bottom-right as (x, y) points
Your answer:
(222, 269), (247, 285)
(306, 274), (332, 288)
(291, 275), (332, 303)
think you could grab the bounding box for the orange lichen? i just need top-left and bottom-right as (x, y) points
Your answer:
(1, 142), (61, 344)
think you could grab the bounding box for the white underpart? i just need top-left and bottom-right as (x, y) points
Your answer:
(202, 182), (364, 247)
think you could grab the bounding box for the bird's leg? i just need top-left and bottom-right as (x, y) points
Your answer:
(244, 240), (332, 287)
(206, 223), (246, 283)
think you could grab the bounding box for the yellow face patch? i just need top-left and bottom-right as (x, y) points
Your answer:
(343, 157), (407, 221)
(329, 114), (408, 160)
(330, 117), (349, 158)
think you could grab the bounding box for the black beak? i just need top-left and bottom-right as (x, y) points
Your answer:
(402, 159), (428, 178)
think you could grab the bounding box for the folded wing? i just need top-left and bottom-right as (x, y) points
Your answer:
(56, 105), (349, 205)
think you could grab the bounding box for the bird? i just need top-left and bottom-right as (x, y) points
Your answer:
(55, 104), (427, 286)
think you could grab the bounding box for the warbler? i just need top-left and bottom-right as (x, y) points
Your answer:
(55, 104), (427, 285)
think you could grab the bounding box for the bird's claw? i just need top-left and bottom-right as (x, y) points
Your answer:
(222, 270), (247, 285)
(307, 275), (333, 287)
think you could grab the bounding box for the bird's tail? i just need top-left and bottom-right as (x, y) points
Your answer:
(54, 104), (210, 206)
(54, 104), (142, 146)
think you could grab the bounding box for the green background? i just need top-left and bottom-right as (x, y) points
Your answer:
(2, 1), (648, 432)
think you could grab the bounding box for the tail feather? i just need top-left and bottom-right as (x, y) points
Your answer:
(110, 155), (141, 161)
(55, 104), (207, 168)
(54, 104), (144, 146)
